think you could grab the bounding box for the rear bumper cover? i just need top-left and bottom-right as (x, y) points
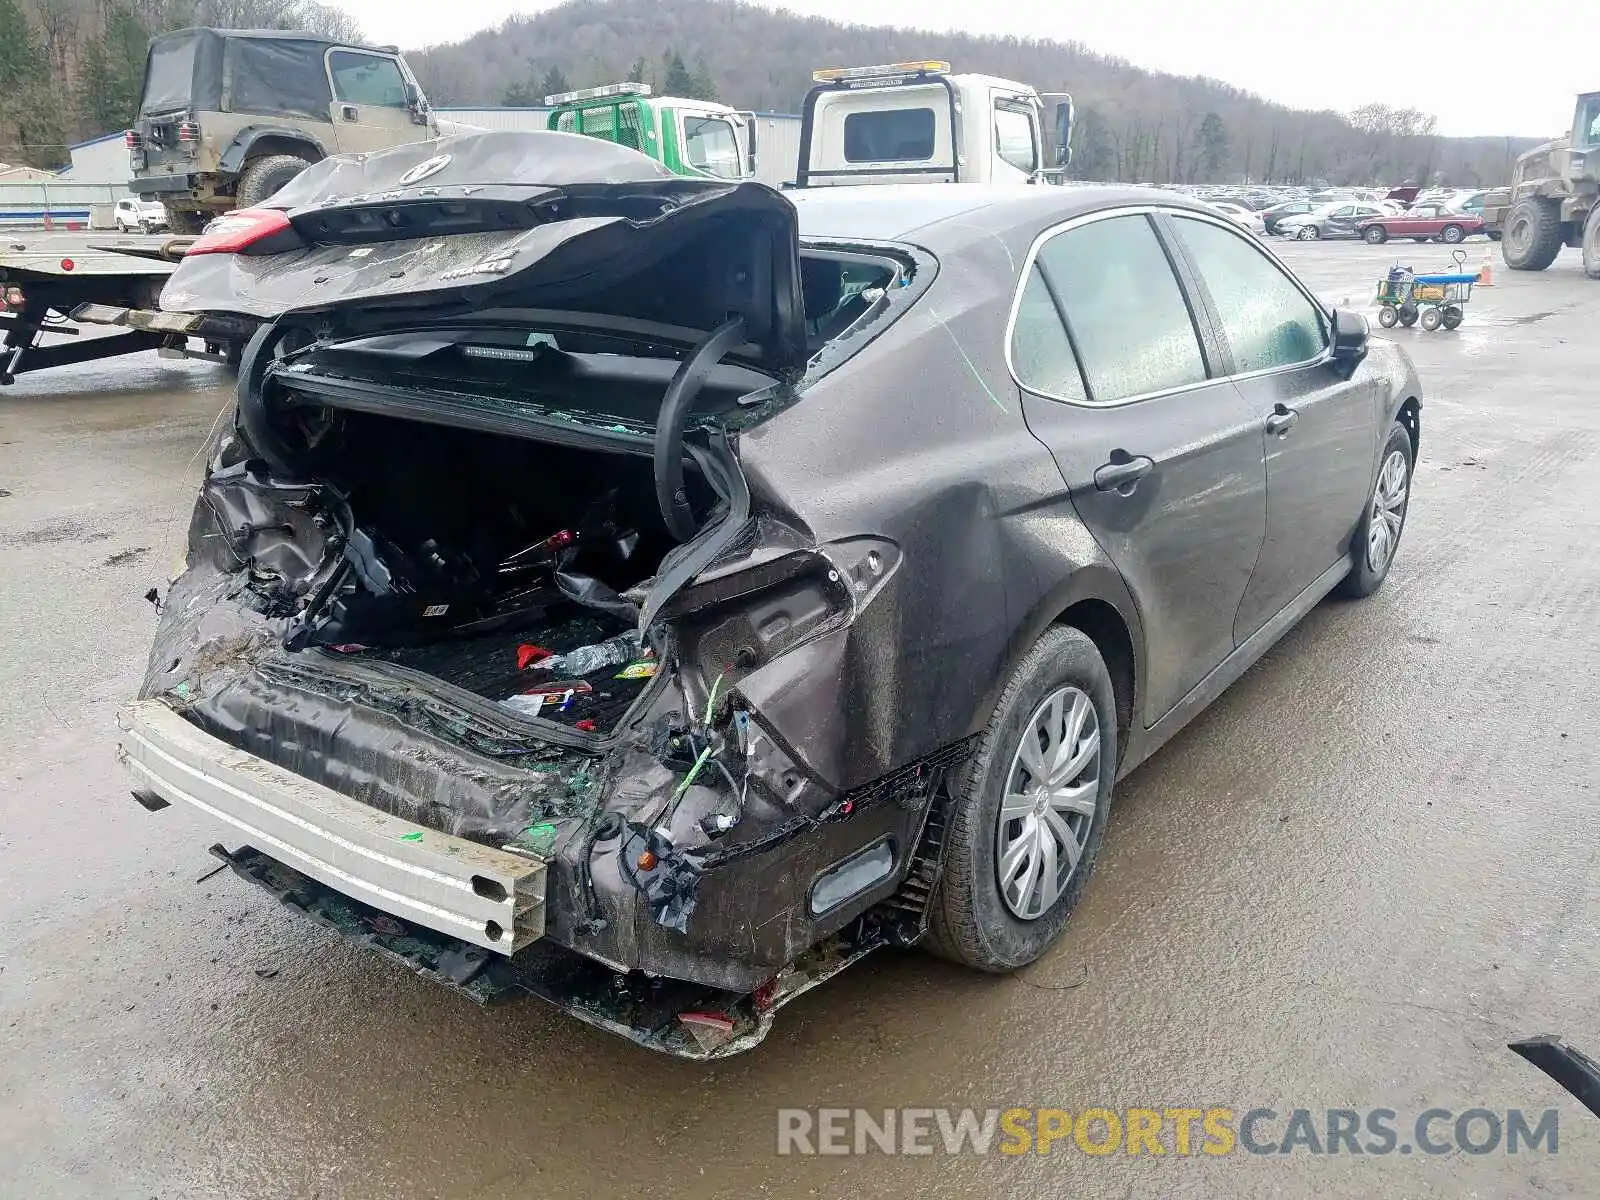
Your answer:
(115, 699), (546, 953)
(134, 173), (196, 196)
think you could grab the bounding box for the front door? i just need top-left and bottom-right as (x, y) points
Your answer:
(1161, 212), (1380, 641)
(325, 49), (430, 156)
(1011, 211), (1268, 723)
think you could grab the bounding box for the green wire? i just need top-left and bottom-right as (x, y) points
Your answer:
(673, 744), (713, 801)
(704, 671), (725, 725)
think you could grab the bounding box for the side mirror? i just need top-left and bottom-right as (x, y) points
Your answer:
(1053, 99), (1074, 168)
(738, 111), (758, 176)
(1330, 308), (1369, 375)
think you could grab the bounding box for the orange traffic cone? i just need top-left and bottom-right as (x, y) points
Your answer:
(1477, 250), (1494, 286)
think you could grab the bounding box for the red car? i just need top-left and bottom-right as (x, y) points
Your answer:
(1359, 205), (1485, 245)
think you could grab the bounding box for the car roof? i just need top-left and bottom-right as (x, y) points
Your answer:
(789, 184), (1216, 251)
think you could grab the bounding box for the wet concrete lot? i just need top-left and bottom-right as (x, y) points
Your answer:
(3, 238), (1598, 1197)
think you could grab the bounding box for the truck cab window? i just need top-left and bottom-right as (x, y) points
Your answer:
(682, 116), (741, 179)
(994, 104), (1037, 173)
(843, 108), (936, 162)
(329, 52), (408, 108)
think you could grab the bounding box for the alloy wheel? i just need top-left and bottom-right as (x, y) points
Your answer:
(995, 686), (1100, 920)
(1366, 448), (1409, 572)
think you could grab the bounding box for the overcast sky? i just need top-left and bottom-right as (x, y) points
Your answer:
(344, 0), (1595, 138)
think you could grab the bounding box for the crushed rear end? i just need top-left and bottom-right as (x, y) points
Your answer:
(121, 132), (953, 1056)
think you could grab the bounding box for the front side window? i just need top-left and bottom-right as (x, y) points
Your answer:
(1031, 214), (1208, 403)
(994, 104), (1037, 173)
(1330, 206), (1355, 218)
(682, 116), (741, 179)
(843, 108), (935, 163)
(1170, 215), (1327, 374)
(329, 51), (408, 108)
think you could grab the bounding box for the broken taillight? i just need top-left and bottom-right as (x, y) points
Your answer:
(185, 208), (297, 255)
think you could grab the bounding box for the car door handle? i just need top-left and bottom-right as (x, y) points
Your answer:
(1093, 453), (1155, 493)
(1265, 405), (1300, 436)
(341, 104), (358, 121)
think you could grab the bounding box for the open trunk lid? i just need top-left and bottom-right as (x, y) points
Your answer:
(158, 130), (809, 376)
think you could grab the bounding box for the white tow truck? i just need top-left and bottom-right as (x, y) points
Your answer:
(794, 59), (1074, 188)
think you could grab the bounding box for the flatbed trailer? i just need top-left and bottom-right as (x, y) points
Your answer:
(0, 232), (253, 383)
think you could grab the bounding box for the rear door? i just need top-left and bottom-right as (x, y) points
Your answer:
(1011, 210), (1267, 723)
(325, 49), (430, 155)
(1162, 211), (1379, 641)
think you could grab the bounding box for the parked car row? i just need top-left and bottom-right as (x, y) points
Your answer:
(1273, 199), (1486, 243)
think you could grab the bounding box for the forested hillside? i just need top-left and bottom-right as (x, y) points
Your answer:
(2, 0), (1540, 186)
(409, 0), (1539, 187)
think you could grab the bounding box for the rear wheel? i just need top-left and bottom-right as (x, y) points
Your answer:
(1440, 224), (1465, 244)
(1420, 306), (1443, 331)
(1364, 225), (1388, 244)
(1336, 422), (1413, 599)
(1441, 306), (1464, 330)
(163, 206), (206, 235)
(1398, 305), (1419, 327)
(1583, 205), (1600, 280)
(925, 626), (1115, 972)
(1502, 198), (1563, 270)
(235, 154), (314, 208)
(1412, 237), (1431, 243)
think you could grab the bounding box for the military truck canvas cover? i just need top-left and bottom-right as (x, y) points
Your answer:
(139, 28), (354, 122)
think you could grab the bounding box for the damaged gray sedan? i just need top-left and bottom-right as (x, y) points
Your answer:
(118, 131), (1423, 1057)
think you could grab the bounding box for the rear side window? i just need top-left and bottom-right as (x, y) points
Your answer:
(1010, 267), (1088, 402)
(1032, 214), (1208, 403)
(843, 109), (935, 162)
(1169, 216), (1327, 374)
(329, 51), (408, 108)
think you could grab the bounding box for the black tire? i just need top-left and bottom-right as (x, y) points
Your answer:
(1413, 237), (1430, 243)
(1336, 422), (1413, 599)
(235, 154), (314, 208)
(1364, 225), (1388, 244)
(1398, 305), (1419, 327)
(1377, 304), (1399, 328)
(1441, 306), (1464, 330)
(1439, 224), (1465, 245)
(1502, 198), (1563, 271)
(164, 206), (206, 235)
(1582, 205), (1600, 280)
(1488, 231), (1502, 242)
(925, 626), (1116, 972)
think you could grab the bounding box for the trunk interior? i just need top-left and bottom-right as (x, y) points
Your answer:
(278, 411), (716, 733)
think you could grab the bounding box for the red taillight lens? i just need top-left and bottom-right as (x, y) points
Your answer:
(177, 121), (199, 143)
(124, 129), (142, 149)
(185, 208), (292, 255)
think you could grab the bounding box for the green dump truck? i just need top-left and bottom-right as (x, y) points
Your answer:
(544, 83), (756, 181)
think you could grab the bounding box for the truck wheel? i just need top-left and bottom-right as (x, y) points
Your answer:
(1439, 224), (1465, 244)
(164, 207), (207, 235)
(925, 626), (1115, 972)
(235, 154), (313, 208)
(1583, 206), (1600, 280)
(1502, 198), (1563, 271)
(1364, 225), (1388, 244)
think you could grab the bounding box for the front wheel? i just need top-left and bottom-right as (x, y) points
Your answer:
(925, 626), (1115, 972)
(1377, 304), (1399, 328)
(1297, 225), (1319, 241)
(1336, 422), (1413, 599)
(1398, 305), (1419, 327)
(1420, 306), (1443, 331)
(1441, 306), (1464, 330)
(1502, 198), (1563, 270)
(1364, 225), (1388, 244)
(1583, 205), (1600, 280)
